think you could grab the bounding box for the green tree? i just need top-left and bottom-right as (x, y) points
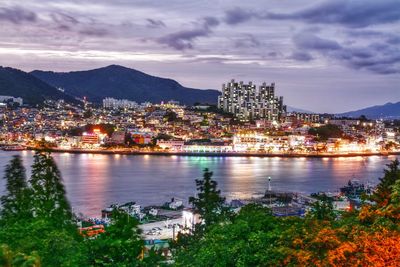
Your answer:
(0, 153), (85, 267)
(189, 168), (229, 230)
(174, 204), (290, 266)
(0, 244), (41, 267)
(309, 194), (335, 221)
(371, 159), (400, 207)
(86, 210), (145, 266)
(0, 156), (31, 222)
(29, 151), (73, 227)
(308, 124), (343, 141)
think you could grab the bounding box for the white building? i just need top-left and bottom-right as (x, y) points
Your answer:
(218, 80), (286, 121)
(103, 97), (138, 109)
(0, 95), (23, 106)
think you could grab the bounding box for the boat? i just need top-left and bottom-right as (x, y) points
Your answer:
(2, 145), (25, 151)
(340, 179), (373, 199)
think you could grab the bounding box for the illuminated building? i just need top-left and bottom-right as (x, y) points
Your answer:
(286, 112), (320, 123)
(0, 95), (23, 106)
(81, 133), (99, 144)
(157, 140), (185, 150)
(218, 80), (286, 121)
(233, 133), (289, 152)
(103, 97), (138, 109)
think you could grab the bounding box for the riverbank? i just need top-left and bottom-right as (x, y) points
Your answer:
(22, 146), (400, 158)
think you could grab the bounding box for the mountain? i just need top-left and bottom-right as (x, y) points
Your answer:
(286, 106), (314, 113)
(0, 66), (78, 105)
(337, 102), (400, 119)
(31, 65), (220, 105)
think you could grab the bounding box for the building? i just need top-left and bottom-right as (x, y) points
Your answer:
(103, 97), (138, 109)
(0, 95), (23, 106)
(157, 140), (185, 150)
(218, 80), (286, 121)
(287, 112), (320, 124)
(81, 133), (100, 144)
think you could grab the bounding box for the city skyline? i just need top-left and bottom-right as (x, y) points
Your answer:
(0, 0), (399, 113)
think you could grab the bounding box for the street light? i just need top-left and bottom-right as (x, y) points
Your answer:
(268, 176), (272, 206)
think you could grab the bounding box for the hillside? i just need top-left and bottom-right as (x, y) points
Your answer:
(338, 102), (400, 119)
(31, 65), (220, 105)
(0, 66), (78, 105)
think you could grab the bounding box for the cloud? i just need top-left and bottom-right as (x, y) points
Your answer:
(223, 1), (400, 28)
(79, 27), (109, 37)
(267, 0), (400, 28)
(203, 16), (219, 27)
(157, 17), (219, 50)
(290, 51), (313, 61)
(234, 34), (260, 48)
(292, 32), (400, 74)
(48, 11), (109, 37)
(224, 7), (255, 25)
(146, 18), (166, 28)
(293, 33), (342, 51)
(0, 6), (37, 24)
(50, 12), (79, 31)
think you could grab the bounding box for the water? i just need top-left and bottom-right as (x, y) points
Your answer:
(0, 151), (397, 217)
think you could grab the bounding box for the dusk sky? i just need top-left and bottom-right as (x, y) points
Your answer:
(0, 0), (399, 113)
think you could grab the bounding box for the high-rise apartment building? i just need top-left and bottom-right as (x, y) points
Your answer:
(218, 80), (286, 121)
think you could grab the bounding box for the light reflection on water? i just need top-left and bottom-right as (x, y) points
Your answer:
(0, 151), (397, 217)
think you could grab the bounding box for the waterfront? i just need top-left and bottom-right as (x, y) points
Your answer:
(0, 151), (397, 217)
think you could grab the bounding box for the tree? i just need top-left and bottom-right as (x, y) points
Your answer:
(371, 159), (400, 207)
(0, 244), (41, 267)
(0, 156), (31, 222)
(309, 194), (335, 221)
(189, 168), (228, 230)
(328, 228), (400, 266)
(308, 124), (343, 141)
(0, 153), (84, 266)
(86, 210), (145, 266)
(174, 204), (290, 266)
(29, 151), (72, 226)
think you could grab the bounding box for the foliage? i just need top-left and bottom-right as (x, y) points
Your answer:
(188, 168), (230, 230)
(371, 159), (400, 207)
(0, 156), (31, 223)
(86, 210), (145, 266)
(0, 152), (165, 266)
(163, 110), (179, 122)
(174, 204), (286, 266)
(0, 244), (41, 267)
(308, 124), (343, 141)
(0, 152), (85, 266)
(309, 194), (336, 221)
(29, 151), (73, 227)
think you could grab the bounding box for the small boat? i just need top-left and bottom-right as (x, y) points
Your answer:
(2, 145), (25, 151)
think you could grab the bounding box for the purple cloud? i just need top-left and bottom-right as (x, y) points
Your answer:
(146, 18), (166, 28)
(0, 6), (37, 24)
(290, 51), (313, 62)
(224, 7), (255, 25)
(158, 17), (219, 50)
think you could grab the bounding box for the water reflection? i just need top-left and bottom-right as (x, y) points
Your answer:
(0, 151), (397, 217)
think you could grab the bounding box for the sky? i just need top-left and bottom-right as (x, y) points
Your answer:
(0, 0), (399, 113)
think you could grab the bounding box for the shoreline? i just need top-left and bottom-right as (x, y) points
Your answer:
(18, 147), (400, 158)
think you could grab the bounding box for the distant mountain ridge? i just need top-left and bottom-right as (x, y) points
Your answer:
(31, 65), (220, 105)
(286, 106), (314, 113)
(337, 102), (400, 119)
(0, 66), (78, 105)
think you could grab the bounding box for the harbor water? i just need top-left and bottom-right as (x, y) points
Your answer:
(0, 151), (397, 217)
